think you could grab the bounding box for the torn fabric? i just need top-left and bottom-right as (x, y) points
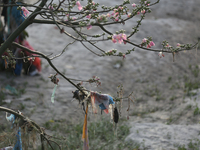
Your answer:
(82, 104), (89, 150)
(90, 92), (115, 114)
(13, 127), (22, 150)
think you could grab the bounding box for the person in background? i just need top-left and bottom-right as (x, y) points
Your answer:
(0, 0), (41, 76)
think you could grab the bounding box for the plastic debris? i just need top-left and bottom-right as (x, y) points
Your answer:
(90, 92), (115, 114)
(49, 73), (59, 103)
(6, 113), (16, 128)
(5, 85), (18, 95)
(51, 84), (57, 103)
(5, 113), (22, 149)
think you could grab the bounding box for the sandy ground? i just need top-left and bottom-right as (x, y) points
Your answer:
(1, 0), (200, 149)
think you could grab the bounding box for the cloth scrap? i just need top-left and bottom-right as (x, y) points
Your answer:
(82, 104), (89, 150)
(6, 113), (16, 129)
(13, 127), (22, 150)
(90, 92), (115, 114)
(5, 113), (22, 150)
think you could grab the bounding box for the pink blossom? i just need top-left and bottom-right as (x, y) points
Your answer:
(66, 14), (69, 21)
(121, 33), (127, 40)
(117, 34), (123, 44)
(112, 34), (117, 43)
(137, 11), (140, 15)
(76, 1), (83, 10)
(147, 44), (151, 48)
(21, 6), (29, 17)
(107, 13), (111, 17)
(149, 41), (155, 47)
(144, 1), (150, 6)
(120, 34), (127, 44)
(87, 25), (92, 30)
(141, 9), (146, 14)
(123, 54), (126, 59)
(86, 14), (91, 19)
(97, 14), (106, 21)
(78, 5), (82, 10)
(109, 50), (113, 53)
(158, 52), (164, 58)
(132, 3), (136, 7)
(48, 6), (54, 10)
(165, 43), (171, 48)
(72, 17), (76, 20)
(115, 17), (119, 22)
(92, 1), (95, 5)
(76, 1), (81, 6)
(118, 6), (123, 10)
(127, 13), (131, 18)
(114, 12), (119, 17)
(112, 33), (127, 44)
(177, 43), (181, 47)
(142, 38), (147, 43)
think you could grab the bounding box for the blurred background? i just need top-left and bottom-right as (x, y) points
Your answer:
(0, 0), (200, 149)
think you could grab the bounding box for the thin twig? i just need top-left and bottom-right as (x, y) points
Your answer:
(50, 40), (77, 60)
(80, 41), (104, 56)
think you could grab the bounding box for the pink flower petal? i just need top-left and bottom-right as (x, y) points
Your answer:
(142, 38), (147, 43)
(141, 9), (146, 14)
(87, 25), (92, 30)
(21, 6), (29, 17)
(86, 14), (91, 19)
(149, 41), (155, 47)
(76, 1), (83, 10)
(177, 43), (181, 47)
(132, 3), (136, 7)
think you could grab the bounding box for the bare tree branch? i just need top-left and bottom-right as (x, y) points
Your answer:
(12, 42), (86, 95)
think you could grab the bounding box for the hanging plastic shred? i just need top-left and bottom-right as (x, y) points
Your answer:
(51, 84), (57, 103)
(6, 113), (16, 129)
